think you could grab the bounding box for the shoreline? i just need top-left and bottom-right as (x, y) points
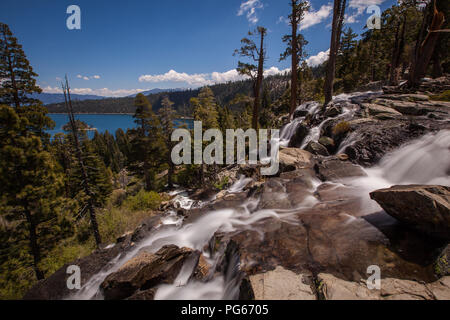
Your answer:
(48, 113), (194, 120)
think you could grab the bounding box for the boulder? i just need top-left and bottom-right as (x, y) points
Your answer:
(305, 141), (329, 156)
(288, 123), (309, 148)
(249, 266), (316, 300)
(318, 136), (335, 153)
(390, 100), (429, 116)
(370, 185), (450, 240)
(293, 109), (309, 119)
(100, 245), (199, 300)
(363, 103), (402, 117)
(279, 148), (314, 173)
(318, 273), (450, 300)
(315, 158), (367, 182)
(324, 105), (341, 118)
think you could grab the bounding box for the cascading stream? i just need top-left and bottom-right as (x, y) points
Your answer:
(69, 91), (449, 301)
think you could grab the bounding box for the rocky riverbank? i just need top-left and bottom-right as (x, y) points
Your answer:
(25, 79), (450, 300)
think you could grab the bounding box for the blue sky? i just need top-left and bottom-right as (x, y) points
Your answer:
(0, 0), (395, 97)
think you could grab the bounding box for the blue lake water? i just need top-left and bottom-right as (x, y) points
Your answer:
(48, 114), (193, 138)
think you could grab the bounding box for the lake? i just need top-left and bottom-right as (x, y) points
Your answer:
(48, 114), (193, 137)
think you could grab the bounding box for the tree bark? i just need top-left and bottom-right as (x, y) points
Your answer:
(408, 0), (445, 87)
(324, 0), (346, 106)
(24, 209), (44, 280)
(63, 78), (102, 247)
(290, 0), (298, 118)
(252, 30), (265, 130)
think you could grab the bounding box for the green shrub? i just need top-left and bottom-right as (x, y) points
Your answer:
(214, 176), (229, 190)
(332, 121), (351, 136)
(430, 90), (450, 102)
(123, 189), (161, 211)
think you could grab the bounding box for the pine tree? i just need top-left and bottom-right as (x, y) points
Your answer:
(234, 26), (267, 129)
(0, 23), (42, 108)
(190, 87), (220, 185)
(0, 105), (70, 281)
(280, 0), (310, 117)
(129, 93), (163, 191)
(158, 96), (176, 189)
(0, 23), (53, 139)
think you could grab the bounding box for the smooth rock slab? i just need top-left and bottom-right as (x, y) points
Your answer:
(250, 266), (316, 300)
(370, 185), (450, 240)
(318, 273), (450, 300)
(100, 245), (198, 300)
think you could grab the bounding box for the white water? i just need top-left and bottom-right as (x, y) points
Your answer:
(70, 91), (448, 300)
(228, 175), (253, 193)
(354, 130), (450, 188)
(340, 130), (450, 213)
(279, 91), (380, 151)
(70, 191), (310, 300)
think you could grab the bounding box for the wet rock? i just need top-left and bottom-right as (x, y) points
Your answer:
(315, 158), (366, 182)
(24, 237), (136, 300)
(279, 148), (314, 173)
(100, 245), (198, 300)
(342, 119), (443, 166)
(363, 103), (402, 117)
(293, 109), (309, 119)
(318, 136), (335, 153)
(288, 123), (309, 148)
(305, 141), (329, 156)
(382, 94), (430, 102)
(131, 215), (163, 243)
(249, 266), (316, 300)
(390, 100), (429, 116)
(317, 273), (450, 300)
(324, 105), (341, 118)
(370, 185), (450, 240)
(336, 153), (349, 161)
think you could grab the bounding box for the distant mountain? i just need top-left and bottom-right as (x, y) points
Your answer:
(31, 92), (107, 105)
(127, 88), (184, 97)
(45, 74), (290, 114)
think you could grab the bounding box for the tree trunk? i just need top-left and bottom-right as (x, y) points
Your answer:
(432, 49), (443, 78)
(390, 13), (407, 85)
(252, 31), (265, 130)
(324, 0), (345, 106)
(63, 79), (102, 247)
(167, 143), (174, 189)
(24, 209), (44, 280)
(290, 0), (298, 118)
(408, 0), (445, 87)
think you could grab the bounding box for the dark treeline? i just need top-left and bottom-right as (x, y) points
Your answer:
(45, 74), (290, 116)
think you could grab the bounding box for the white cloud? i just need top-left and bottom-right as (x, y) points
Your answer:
(264, 66), (290, 77)
(139, 69), (211, 86)
(75, 74), (101, 80)
(139, 67), (290, 87)
(300, 3), (333, 30)
(306, 49), (330, 67)
(237, 0), (263, 24)
(42, 86), (145, 98)
(211, 69), (245, 83)
(349, 0), (386, 15)
(346, 0), (387, 24)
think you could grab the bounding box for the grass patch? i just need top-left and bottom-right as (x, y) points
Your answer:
(430, 90), (450, 102)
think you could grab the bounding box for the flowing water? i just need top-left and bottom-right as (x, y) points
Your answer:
(69, 91), (449, 300)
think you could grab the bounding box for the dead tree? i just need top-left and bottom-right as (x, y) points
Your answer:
(62, 76), (102, 247)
